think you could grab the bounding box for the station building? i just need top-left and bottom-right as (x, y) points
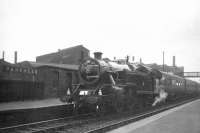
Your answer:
(0, 45), (90, 102)
(0, 59), (42, 102)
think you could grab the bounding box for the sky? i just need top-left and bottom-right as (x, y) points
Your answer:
(1, 0), (200, 72)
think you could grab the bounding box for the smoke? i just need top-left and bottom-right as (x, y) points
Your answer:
(152, 89), (168, 106)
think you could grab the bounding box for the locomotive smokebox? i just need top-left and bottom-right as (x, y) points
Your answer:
(94, 52), (103, 60)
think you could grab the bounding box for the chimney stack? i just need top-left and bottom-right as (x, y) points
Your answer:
(173, 56), (176, 67)
(2, 51), (5, 60)
(126, 55), (129, 63)
(14, 51), (17, 64)
(132, 56), (135, 62)
(140, 58), (142, 64)
(94, 52), (102, 60)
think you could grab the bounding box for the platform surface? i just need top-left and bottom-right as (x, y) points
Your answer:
(108, 99), (200, 133)
(0, 98), (69, 111)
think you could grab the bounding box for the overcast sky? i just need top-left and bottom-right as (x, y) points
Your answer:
(1, 0), (200, 72)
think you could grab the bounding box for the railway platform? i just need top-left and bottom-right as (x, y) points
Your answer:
(0, 98), (73, 128)
(108, 99), (200, 133)
(0, 98), (68, 111)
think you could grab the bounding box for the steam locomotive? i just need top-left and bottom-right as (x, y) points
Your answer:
(65, 52), (200, 113)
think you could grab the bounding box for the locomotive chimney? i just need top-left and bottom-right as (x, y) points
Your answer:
(94, 52), (102, 60)
(173, 56), (176, 67)
(14, 51), (17, 64)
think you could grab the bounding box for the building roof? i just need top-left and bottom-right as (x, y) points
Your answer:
(36, 45), (89, 59)
(17, 61), (79, 71)
(59, 45), (89, 52)
(0, 59), (27, 68)
(0, 59), (12, 66)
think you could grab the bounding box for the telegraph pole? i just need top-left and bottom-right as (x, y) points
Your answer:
(163, 51), (165, 71)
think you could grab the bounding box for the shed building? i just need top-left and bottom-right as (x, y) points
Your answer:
(36, 45), (90, 65)
(18, 61), (79, 98)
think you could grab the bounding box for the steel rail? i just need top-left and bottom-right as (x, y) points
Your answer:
(0, 113), (95, 133)
(1, 98), (199, 133)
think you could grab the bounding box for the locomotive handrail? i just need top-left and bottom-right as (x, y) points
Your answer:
(86, 75), (100, 79)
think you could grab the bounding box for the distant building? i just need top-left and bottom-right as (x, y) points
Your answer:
(146, 63), (184, 77)
(36, 45), (90, 65)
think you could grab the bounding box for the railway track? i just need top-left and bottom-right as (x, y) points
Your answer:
(0, 113), (96, 133)
(0, 97), (198, 133)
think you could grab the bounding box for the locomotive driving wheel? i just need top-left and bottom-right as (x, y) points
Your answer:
(115, 101), (124, 113)
(124, 87), (137, 111)
(111, 95), (125, 113)
(96, 103), (107, 116)
(126, 97), (137, 111)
